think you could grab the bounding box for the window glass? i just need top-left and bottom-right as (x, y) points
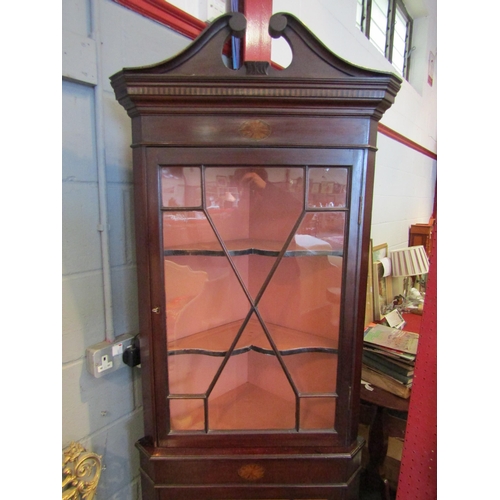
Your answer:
(357, 0), (412, 79)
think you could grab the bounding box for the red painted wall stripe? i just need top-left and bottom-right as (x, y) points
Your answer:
(378, 123), (437, 160)
(114, 0), (206, 39)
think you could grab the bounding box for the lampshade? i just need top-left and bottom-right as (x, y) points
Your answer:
(390, 245), (429, 277)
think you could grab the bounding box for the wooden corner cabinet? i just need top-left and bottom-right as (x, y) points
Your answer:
(111, 12), (400, 500)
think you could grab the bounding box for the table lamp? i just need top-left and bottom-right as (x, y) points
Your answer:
(390, 245), (430, 299)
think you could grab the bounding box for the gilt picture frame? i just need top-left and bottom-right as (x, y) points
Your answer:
(364, 239), (375, 327)
(372, 243), (393, 321)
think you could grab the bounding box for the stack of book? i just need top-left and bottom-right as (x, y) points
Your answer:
(361, 323), (419, 399)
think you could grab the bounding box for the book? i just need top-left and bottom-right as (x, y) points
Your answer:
(363, 350), (415, 377)
(361, 365), (412, 399)
(363, 344), (416, 364)
(362, 360), (413, 385)
(362, 356), (414, 385)
(364, 323), (419, 355)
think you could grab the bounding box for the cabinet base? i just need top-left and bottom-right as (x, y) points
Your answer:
(137, 437), (364, 500)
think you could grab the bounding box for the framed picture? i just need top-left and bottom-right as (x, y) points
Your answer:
(320, 181), (334, 194)
(373, 260), (393, 321)
(310, 182), (320, 194)
(372, 243), (393, 320)
(373, 243), (388, 263)
(364, 240), (374, 327)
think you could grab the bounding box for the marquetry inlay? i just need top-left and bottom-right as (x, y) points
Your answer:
(238, 120), (272, 140)
(238, 463), (265, 481)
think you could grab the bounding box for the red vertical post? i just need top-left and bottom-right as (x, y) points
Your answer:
(396, 223), (437, 499)
(242, 0), (273, 62)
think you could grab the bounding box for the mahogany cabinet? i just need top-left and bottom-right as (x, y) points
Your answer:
(409, 223), (434, 257)
(111, 12), (401, 500)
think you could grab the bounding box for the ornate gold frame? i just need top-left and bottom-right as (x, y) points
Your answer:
(62, 442), (102, 500)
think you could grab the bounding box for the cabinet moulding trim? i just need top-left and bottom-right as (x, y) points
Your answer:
(126, 86), (389, 100)
(113, 0), (437, 161)
(129, 142), (380, 151)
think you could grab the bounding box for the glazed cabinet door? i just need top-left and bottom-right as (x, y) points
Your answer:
(142, 147), (368, 448)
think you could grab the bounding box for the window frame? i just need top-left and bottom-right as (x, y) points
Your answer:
(357, 0), (413, 80)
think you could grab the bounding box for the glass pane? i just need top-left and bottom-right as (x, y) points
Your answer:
(258, 213), (345, 338)
(281, 352), (338, 394)
(300, 397), (336, 430)
(370, 25), (387, 56)
(206, 166), (303, 244)
(307, 167), (348, 208)
(163, 210), (219, 252)
(234, 314), (269, 353)
(163, 210), (252, 411)
(161, 167), (201, 207)
(162, 164), (343, 434)
(206, 166), (304, 297)
(371, 0), (389, 28)
(209, 350), (296, 431)
(168, 353), (225, 395)
(370, 0), (389, 55)
(169, 398), (205, 431)
(298, 211), (345, 254)
(163, 255), (249, 343)
(392, 9), (408, 75)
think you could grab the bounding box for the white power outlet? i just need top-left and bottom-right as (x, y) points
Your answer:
(97, 354), (113, 373)
(86, 333), (136, 378)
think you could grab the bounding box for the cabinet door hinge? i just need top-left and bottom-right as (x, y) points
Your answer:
(358, 195), (363, 225)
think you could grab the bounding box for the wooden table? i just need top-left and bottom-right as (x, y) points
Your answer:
(359, 312), (420, 495)
(360, 375), (410, 495)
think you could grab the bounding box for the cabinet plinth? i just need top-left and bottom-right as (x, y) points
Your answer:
(111, 11), (400, 500)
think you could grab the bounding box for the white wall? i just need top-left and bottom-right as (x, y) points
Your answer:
(271, 0), (437, 251)
(62, 1), (190, 498)
(62, 1), (436, 498)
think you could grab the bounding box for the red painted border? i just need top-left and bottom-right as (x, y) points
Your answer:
(114, 0), (206, 39)
(378, 123), (437, 160)
(113, 0), (437, 160)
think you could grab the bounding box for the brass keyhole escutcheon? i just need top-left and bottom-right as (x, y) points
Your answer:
(237, 464), (265, 481)
(152, 307), (160, 314)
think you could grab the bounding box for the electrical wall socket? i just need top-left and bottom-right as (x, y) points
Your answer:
(86, 333), (136, 378)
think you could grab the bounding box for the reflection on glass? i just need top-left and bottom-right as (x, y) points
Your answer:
(281, 352), (338, 394)
(258, 212), (345, 339)
(300, 398), (336, 430)
(161, 167), (201, 207)
(162, 165), (347, 433)
(205, 166), (303, 244)
(169, 398), (205, 431)
(307, 167), (348, 208)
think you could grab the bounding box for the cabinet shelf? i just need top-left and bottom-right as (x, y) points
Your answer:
(168, 318), (338, 357)
(164, 238), (343, 258)
(170, 382), (335, 432)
